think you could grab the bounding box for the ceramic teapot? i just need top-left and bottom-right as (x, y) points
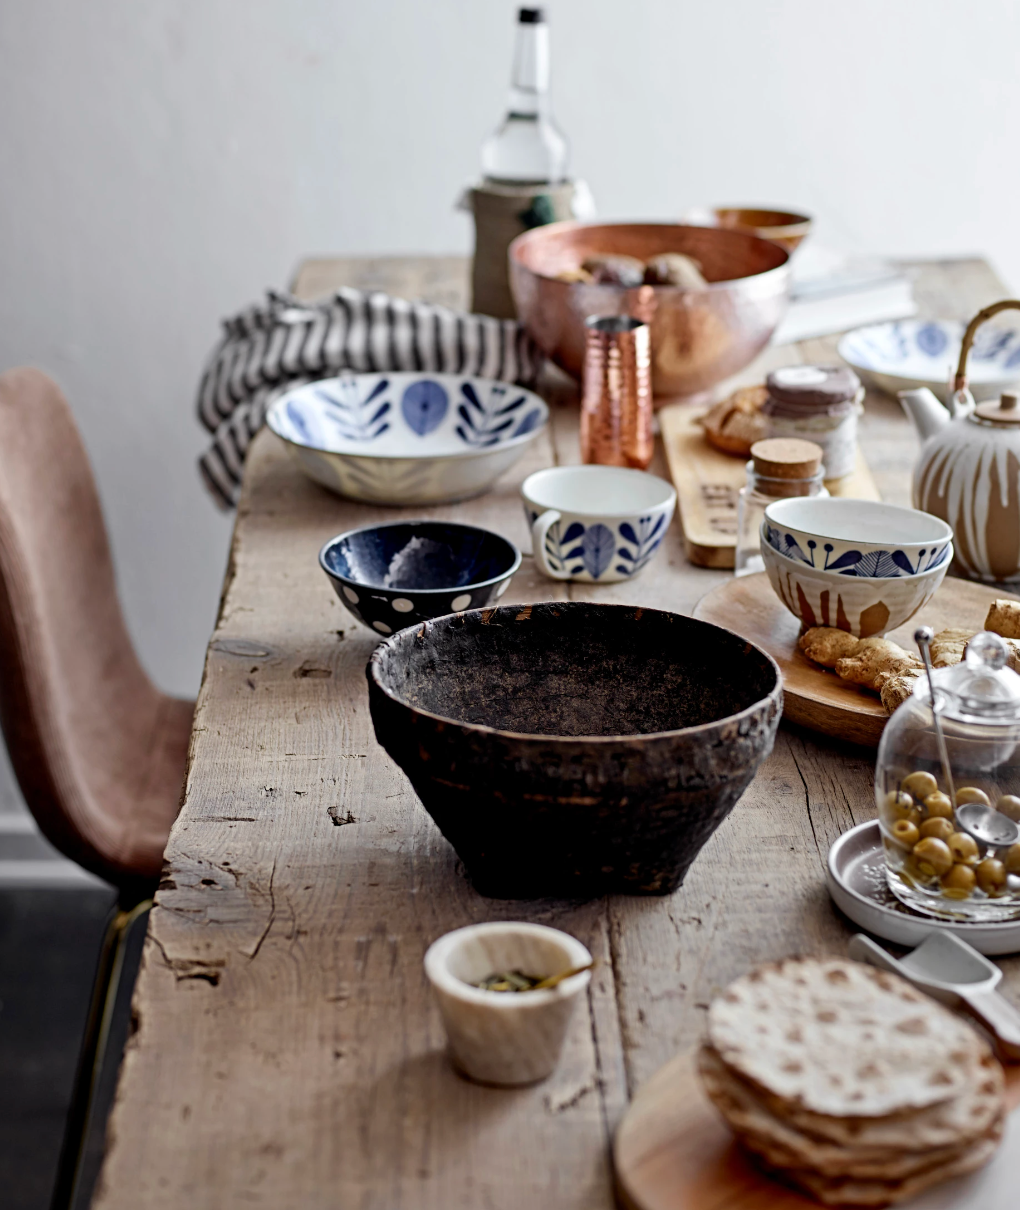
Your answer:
(900, 299), (1020, 583)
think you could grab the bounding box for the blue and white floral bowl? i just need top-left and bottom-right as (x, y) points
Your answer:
(838, 319), (1020, 403)
(319, 521), (521, 636)
(268, 372), (549, 505)
(762, 497), (953, 579)
(521, 465), (676, 583)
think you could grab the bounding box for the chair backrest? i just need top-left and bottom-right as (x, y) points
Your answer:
(0, 368), (187, 884)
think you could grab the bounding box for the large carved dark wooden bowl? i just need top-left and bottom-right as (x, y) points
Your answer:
(367, 603), (782, 897)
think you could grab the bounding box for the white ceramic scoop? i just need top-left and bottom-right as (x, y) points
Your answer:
(849, 931), (1020, 1060)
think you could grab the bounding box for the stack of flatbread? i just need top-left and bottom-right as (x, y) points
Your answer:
(698, 958), (1006, 1206)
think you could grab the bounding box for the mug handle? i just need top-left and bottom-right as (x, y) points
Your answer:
(531, 509), (572, 580)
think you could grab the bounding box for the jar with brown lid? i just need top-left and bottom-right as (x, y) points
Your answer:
(763, 365), (863, 481)
(735, 438), (827, 576)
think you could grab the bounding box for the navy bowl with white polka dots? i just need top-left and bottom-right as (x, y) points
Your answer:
(319, 521), (522, 636)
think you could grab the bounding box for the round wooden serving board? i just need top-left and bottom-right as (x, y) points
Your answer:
(614, 1049), (1020, 1210)
(693, 573), (1020, 748)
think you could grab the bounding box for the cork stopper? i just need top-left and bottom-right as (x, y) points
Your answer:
(974, 392), (1020, 424)
(751, 437), (824, 479)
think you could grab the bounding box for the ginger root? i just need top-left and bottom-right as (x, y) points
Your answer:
(797, 626), (860, 668)
(835, 641), (922, 690)
(985, 599), (1020, 639)
(878, 673), (920, 713)
(930, 628), (975, 668)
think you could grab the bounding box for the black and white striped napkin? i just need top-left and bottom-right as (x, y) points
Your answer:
(197, 288), (544, 507)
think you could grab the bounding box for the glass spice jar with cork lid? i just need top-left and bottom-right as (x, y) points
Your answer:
(763, 365), (863, 483)
(735, 437), (827, 576)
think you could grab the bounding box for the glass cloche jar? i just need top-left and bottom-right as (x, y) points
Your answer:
(875, 631), (1020, 922)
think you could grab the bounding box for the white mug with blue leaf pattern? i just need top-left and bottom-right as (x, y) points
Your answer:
(522, 466), (676, 583)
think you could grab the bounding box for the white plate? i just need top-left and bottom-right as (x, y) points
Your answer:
(827, 820), (1020, 955)
(267, 372), (549, 505)
(838, 319), (1020, 403)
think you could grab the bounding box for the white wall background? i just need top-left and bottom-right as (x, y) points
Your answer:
(0, 0), (1018, 804)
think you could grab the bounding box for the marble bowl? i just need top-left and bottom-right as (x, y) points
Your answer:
(424, 922), (592, 1086)
(763, 497), (953, 578)
(319, 521), (520, 636)
(508, 221), (790, 397)
(838, 319), (1020, 403)
(367, 602), (781, 896)
(267, 372), (548, 505)
(761, 540), (949, 638)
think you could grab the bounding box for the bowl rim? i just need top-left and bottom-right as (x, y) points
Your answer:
(508, 219), (791, 290)
(423, 922), (592, 1009)
(763, 496), (954, 548)
(521, 464), (677, 517)
(266, 372), (550, 461)
(761, 535), (953, 582)
(838, 319), (1020, 384)
(368, 602), (782, 744)
(319, 519), (523, 596)
(684, 205), (813, 236)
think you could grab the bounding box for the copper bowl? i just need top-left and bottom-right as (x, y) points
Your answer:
(683, 206), (813, 253)
(509, 222), (791, 398)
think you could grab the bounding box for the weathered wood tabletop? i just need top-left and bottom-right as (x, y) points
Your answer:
(94, 255), (1020, 1208)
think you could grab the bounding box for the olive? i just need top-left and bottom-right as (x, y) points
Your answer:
(923, 792), (954, 820)
(941, 864), (977, 895)
(919, 817), (954, 842)
(1006, 843), (1020, 874)
(911, 837), (953, 878)
(956, 786), (991, 807)
(891, 820), (921, 848)
(997, 795), (1020, 822)
(902, 771), (938, 800)
(885, 790), (918, 821)
(948, 832), (980, 865)
(976, 858), (1008, 895)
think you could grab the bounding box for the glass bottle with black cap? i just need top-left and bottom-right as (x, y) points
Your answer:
(481, 7), (569, 186)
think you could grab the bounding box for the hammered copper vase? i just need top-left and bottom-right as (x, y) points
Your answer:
(580, 315), (653, 469)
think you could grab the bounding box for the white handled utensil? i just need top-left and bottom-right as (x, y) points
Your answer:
(849, 931), (1020, 1061)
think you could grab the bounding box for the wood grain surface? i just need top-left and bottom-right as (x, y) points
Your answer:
(92, 255), (1020, 1209)
(658, 408), (881, 569)
(693, 572), (1020, 747)
(614, 1050), (1020, 1210)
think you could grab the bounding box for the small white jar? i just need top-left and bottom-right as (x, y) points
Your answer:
(424, 922), (592, 1086)
(763, 364), (863, 482)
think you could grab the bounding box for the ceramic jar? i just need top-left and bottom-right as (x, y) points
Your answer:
(912, 394), (1020, 583)
(763, 365), (863, 481)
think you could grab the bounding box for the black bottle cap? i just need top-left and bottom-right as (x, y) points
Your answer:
(518, 7), (545, 22)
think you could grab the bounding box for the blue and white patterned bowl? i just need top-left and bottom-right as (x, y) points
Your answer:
(268, 372), (549, 505)
(319, 521), (521, 636)
(838, 319), (1020, 403)
(762, 497), (953, 579)
(521, 465), (676, 584)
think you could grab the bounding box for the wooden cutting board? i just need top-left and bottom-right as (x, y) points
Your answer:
(693, 573), (1020, 748)
(614, 1049), (1020, 1210)
(659, 403), (882, 570)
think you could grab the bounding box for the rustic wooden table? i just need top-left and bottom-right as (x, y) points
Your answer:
(93, 255), (1020, 1209)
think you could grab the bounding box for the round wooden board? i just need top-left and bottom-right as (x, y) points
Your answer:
(613, 1049), (1020, 1210)
(692, 573), (1020, 748)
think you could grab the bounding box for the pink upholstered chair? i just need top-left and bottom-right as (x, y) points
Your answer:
(0, 367), (195, 1208)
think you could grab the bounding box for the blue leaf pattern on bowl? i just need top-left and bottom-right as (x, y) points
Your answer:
(317, 377), (391, 442)
(915, 323), (948, 358)
(764, 526), (952, 577)
(580, 525), (614, 579)
(539, 514), (667, 579)
(456, 383), (528, 448)
(401, 380), (448, 435)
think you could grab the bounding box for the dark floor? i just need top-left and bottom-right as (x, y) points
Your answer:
(0, 886), (145, 1210)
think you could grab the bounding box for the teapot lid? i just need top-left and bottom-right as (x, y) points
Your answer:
(972, 392), (1020, 425)
(931, 631), (1020, 720)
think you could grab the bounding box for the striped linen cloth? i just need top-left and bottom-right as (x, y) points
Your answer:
(197, 287), (544, 507)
